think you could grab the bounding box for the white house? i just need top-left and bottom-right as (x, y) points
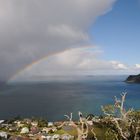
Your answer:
(20, 127), (29, 134)
(48, 122), (53, 127)
(0, 132), (8, 139)
(0, 120), (4, 124)
(52, 134), (60, 139)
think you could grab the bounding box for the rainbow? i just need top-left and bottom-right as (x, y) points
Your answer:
(7, 48), (72, 82)
(8, 58), (45, 82)
(8, 46), (90, 82)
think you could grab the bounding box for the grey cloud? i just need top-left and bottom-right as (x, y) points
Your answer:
(11, 47), (131, 82)
(0, 0), (115, 80)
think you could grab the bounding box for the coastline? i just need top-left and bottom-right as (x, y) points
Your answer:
(1, 109), (140, 140)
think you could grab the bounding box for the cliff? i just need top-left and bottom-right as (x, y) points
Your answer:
(125, 74), (140, 83)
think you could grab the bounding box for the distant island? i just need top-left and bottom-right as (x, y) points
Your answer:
(125, 74), (140, 83)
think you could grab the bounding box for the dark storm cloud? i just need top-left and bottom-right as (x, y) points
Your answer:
(0, 0), (115, 80)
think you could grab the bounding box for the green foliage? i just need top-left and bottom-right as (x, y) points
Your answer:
(102, 105), (115, 116)
(38, 119), (48, 127)
(101, 93), (140, 140)
(128, 111), (140, 121)
(31, 117), (48, 127)
(105, 128), (118, 140)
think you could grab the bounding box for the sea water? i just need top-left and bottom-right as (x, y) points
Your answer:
(0, 75), (140, 121)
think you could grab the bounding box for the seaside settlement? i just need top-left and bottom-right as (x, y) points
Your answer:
(0, 93), (140, 140)
(0, 115), (97, 140)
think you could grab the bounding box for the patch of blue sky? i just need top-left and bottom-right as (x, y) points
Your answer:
(89, 0), (140, 65)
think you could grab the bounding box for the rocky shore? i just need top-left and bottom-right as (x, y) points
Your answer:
(125, 74), (140, 83)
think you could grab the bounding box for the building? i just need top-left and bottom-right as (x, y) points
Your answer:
(0, 131), (8, 139)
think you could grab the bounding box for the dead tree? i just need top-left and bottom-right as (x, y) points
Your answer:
(114, 92), (128, 119)
(64, 112), (97, 140)
(102, 93), (134, 140)
(134, 121), (140, 140)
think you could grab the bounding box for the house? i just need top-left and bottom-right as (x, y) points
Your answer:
(9, 126), (18, 132)
(41, 135), (47, 139)
(42, 127), (50, 133)
(1, 123), (10, 127)
(61, 134), (74, 140)
(20, 127), (29, 134)
(28, 134), (34, 137)
(87, 121), (93, 126)
(48, 122), (53, 127)
(17, 123), (24, 128)
(52, 134), (60, 139)
(9, 136), (31, 140)
(30, 126), (39, 134)
(46, 135), (52, 140)
(0, 120), (5, 124)
(9, 136), (22, 140)
(31, 121), (38, 127)
(41, 134), (52, 140)
(14, 120), (21, 124)
(14, 120), (24, 128)
(0, 131), (8, 139)
(51, 127), (57, 132)
(92, 117), (100, 123)
(24, 119), (32, 124)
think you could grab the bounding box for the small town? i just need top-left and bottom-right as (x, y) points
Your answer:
(0, 112), (96, 140)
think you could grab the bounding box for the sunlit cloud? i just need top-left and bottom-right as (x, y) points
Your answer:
(10, 46), (136, 82)
(110, 61), (128, 70)
(135, 64), (140, 69)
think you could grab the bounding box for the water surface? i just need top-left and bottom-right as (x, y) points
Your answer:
(0, 76), (140, 121)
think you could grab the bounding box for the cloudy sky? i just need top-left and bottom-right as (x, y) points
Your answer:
(0, 0), (140, 81)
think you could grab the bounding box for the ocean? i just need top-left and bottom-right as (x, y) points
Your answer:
(0, 75), (140, 121)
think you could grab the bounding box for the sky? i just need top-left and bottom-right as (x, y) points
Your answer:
(90, 0), (140, 65)
(0, 0), (140, 82)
